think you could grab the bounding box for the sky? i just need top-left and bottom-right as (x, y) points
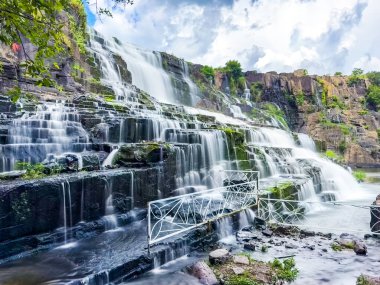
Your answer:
(87, 0), (380, 75)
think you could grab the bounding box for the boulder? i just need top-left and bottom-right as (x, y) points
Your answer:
(262, 229), (273, 237)
(233, 255), (250, 265)
(243, 242), (256, 251)
(232, 267), (245, 275)
(209, 248), (231, 265)
(353, 241), (367, 255)
(188, 261), (218, 285)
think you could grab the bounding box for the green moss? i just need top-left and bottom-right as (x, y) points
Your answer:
(227, 274), (259, 285)
(268, 182), (296, 199)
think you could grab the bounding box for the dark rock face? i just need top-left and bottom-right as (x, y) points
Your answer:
(0, 165), (177, 243)
(370, 194), (380, 233)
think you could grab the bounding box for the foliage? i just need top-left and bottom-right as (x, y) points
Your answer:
(357, 275), (371, 285)
(316, 77), (328, 106)
(15, 161), (46, 180)
(358, 109), (368, 115)
(353, 170), (367, 182)
(6, 86), (22, 103)
(348, 68), (365, 86)
(334, 71), (343, 76)
(268, 182), (295, 199)
(295, 91), (305, 105)
(200, 65), (215, 81)
(270, 258), (299, 282)
(0, 0), (132, 85)
(377, 129), (380, 141)
(325, 150), (338, 160)
(229, 77), (237, 96)
(331, 243), (343, 251)
(250, 82), (263, 102)
(338, 140), (347, 153)
(227, 273), (258, 285)
(366, 71), (380, 86)
(328, 95), (346, 109)
(366, 85), (380, 111)
(225, 60), (243, 80)
(261, 245), (268, 252)
(237, 76), (246, 90)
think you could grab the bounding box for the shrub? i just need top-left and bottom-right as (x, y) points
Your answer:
(15, 162), (46, 180)
(325, 150), (338, 160)
(367, 85), (380, 111)
(296, 91), (305, 105)
(200, 65), (215, 81)
(270, 258), (299, 282)
(250, 82), (263, 102)
(366, 71), (380, 86)
(348, 68), (365, 86)
(353, 170), (366, 182)
(225, 60), (243, 80)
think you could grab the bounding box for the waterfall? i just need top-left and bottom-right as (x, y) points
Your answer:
(88, 30), (199, 106)
(103, 179), (118, 230)
(298, 133), (316, 151)
(0, 102), (89, 173)
(61, 180), (72, 243)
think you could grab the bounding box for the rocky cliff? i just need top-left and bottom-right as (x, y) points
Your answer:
(186, 64), (380, 168)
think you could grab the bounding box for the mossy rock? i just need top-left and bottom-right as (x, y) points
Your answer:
(113, 143), (172, 165)
(268, 182), (298, 200)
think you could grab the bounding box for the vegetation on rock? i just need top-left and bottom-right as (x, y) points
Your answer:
(353, 170), (367, 182)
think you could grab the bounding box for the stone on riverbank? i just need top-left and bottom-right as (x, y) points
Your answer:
(209, 248), (231, 265)
(189, 261), (218, 285)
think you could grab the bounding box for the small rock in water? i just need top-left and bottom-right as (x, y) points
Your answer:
(236, 230), (257, 241)
(209, 249), (231, 265)
(322, 248), (328, 252)
(189, 261), (218, 285)
(262, 229), (273, 237)
(233, 255), (250, 265)
(300, 229), (315, 237)
(354, 241), (367, 255)
(243, 242), (256, 251)
(232, 266), (245, 275)
(254, 217), (266, 228)
(285, 243), (299, 249)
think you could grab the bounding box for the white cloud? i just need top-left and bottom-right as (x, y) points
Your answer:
(89, 0), (380, 74)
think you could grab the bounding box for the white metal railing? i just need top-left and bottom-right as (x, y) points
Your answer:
(148, 171), (259, 245)
(258, 198), (380, 236)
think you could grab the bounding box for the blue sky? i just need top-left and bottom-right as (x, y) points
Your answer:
(86, 0), (380, 75)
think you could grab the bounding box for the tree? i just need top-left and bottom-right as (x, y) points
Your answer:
(366, 71), (380, 86)
(367, 85), (380, 111)
(334, 72), (343, 76)
(0, 0), (132, 86)
(348, 68), (364, 87)
(200, 65), (215, 81)
(225, 60), (242, 80)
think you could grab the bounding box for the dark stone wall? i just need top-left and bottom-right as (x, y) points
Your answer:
(0, 160), (177, 243)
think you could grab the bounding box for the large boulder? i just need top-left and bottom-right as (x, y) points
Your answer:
(209, 248), (231, 265)
(188, 261), (218, 285)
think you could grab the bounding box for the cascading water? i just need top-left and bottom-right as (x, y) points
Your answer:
(0, 101), (89, 173)
(88, 30), (199, 106)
